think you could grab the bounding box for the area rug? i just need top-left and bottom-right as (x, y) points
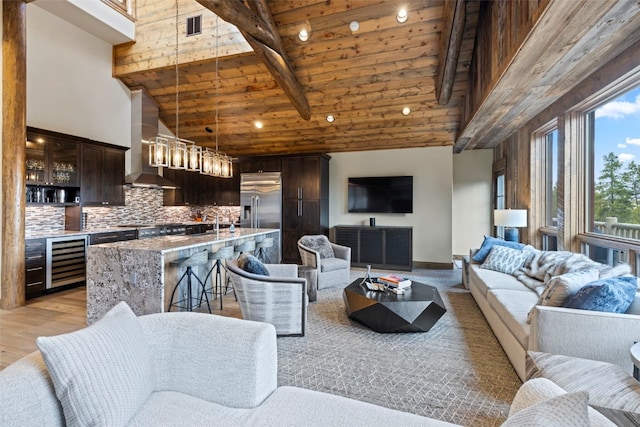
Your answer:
(276, 269), (522, 426)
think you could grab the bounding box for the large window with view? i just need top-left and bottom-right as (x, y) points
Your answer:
(580, 84), (640, 268)
(587, 85), (640, 242)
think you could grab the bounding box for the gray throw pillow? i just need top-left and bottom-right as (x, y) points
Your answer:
(238, 254), (270, 276)
(481, 245), (529, 276)
(301, 235), (335, 259)
(37, 302), (156, 426)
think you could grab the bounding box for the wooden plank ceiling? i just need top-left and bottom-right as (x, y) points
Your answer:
(113, 0), (640, 158)
(114, 0), (478, 157)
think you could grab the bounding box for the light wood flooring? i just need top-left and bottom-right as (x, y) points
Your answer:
(0, 286), (243, 370)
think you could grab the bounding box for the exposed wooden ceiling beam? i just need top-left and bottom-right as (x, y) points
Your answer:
(435, 0), (465, 106)
(195, 0), (311, 120)
(194, 0), (278, 51)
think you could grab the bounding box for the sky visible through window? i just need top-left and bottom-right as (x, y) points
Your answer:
(594, 85), (640, 178)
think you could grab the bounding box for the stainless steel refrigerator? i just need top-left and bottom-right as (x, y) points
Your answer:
(240, 172), (282, 260)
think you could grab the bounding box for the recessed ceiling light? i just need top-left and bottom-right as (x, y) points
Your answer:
(349, 21), (360, 32)
(397, 8), (408, 23)
(401, 107), (411, 116)
(36, 138), (45, 143)
(255, 121), (263, 129)
(326, 115), (335, 123)
(298, 29), (309, 41)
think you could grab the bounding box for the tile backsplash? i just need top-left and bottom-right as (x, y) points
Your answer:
(25, 187), (241, 233)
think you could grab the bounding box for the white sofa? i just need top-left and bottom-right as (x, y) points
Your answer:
(0, 302), (615, 426)
(468, 250), (640, 381)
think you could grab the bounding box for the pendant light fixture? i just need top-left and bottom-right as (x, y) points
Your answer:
(201, 15), (233, 178)
(151, 0), (202, 172)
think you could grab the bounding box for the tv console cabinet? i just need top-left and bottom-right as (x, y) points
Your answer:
(334, 225), (412, 271)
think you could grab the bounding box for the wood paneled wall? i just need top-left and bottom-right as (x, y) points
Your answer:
(492, 38), (640, 250)
(113, 0), (251, 77)
(462, 0), (546, 133)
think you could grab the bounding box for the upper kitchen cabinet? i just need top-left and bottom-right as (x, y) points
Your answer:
(241, 157), (282, 174)
(81, 143), (127, 206)
(26, 128), (80, 187)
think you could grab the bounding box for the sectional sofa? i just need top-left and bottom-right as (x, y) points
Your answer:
(0, 302), (616, 426)
(467, 242), (640, 381)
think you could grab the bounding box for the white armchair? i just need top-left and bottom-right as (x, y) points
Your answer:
(226, 259), (308, 336)
(298, 235), (351, 290)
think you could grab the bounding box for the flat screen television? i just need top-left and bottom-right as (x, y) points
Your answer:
(348, 176), (413, 213)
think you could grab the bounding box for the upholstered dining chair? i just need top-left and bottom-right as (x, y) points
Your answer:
(226, 257), (307, 336)
(297, 235), (351, 290)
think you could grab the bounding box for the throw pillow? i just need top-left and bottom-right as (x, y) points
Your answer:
(502, 391), (590, 427)
(238, 254), (270, 276)
(527, 269), (600, 323)
(540, 269), (601, 307)
(481, 245), (529, 276)
(563, 276), (638, 313)
(300, 235), (335, 259)
(36, 301), (156, 426)
(472, 235), (525, 263)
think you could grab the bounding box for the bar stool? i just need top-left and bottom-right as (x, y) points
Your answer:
(202, 245), (234, 310)
(168, 250), (211, 313)
(255, 237), (274, 263)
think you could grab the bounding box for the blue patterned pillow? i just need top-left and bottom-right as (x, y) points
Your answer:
(563, 276), (637, 313)
(472, 235), (525, 263)
(481, 245), (529, 276)
(238, 254), (269, 276)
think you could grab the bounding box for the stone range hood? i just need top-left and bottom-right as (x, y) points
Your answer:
(124, 89), (177, 189)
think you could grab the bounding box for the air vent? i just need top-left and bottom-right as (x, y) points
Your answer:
(186, 15), (202, 36)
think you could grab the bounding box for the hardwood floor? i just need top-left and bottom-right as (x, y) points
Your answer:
(0, 286), (242, 370)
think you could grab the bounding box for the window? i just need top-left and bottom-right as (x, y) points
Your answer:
(532, 121), (559, 250)
(587, 85), (640, 241)
(545, 129), (559, 227)
(494, 173), (505, 238)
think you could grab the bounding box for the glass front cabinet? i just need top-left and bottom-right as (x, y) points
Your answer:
(26, 128), (80, 205)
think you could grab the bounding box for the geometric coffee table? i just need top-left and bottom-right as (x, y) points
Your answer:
(343, 278), (447, 333)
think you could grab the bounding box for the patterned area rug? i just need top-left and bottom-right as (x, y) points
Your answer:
(276, 269), (522, 426)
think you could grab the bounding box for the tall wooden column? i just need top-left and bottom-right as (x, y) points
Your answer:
(1, 0), (27, 309)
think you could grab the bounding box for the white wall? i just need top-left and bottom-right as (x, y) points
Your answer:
(452, 149), (493, 255)
(328, 147), (453, 265)
(26, 4), (130, 148)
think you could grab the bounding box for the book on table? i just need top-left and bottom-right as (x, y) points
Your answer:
(377, 275), (411, 289)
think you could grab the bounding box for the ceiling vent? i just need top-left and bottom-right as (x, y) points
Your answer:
(186, 15), (202, 37)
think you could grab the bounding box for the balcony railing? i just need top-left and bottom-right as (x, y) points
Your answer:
(593, 217), (640, 241)
(101, 0), (135, 20)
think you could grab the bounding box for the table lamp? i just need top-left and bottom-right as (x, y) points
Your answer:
(494, 209), (527, 242)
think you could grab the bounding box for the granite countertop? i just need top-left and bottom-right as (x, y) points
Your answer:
(25, 227), (132, 240)
(25, 222), (239, 240)
(87, 228), (278, 254)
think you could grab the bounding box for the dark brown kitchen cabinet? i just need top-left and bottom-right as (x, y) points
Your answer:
(212, 173), (240, 206)
(163, 169), (197, 206)
(281, 155), (330, 263)
(241, 157), (282, 173)
(164, 169), (240, 206)
(81, 144), (126, 206)
(26, 128), (80, 187)
(25, 238), (46, 300)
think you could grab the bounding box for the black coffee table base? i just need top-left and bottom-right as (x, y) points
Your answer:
(343, 279), (446, 333)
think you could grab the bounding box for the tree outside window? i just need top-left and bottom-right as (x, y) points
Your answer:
(589, 85), (640, 240)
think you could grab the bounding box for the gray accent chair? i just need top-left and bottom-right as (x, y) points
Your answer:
(298, 235), (351, 290)
(226, 259), (308, 336)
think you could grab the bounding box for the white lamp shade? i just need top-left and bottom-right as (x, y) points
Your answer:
(494, 209), (527, 227)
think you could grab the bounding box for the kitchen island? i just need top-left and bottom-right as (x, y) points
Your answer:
(86, 228), (279, 323)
